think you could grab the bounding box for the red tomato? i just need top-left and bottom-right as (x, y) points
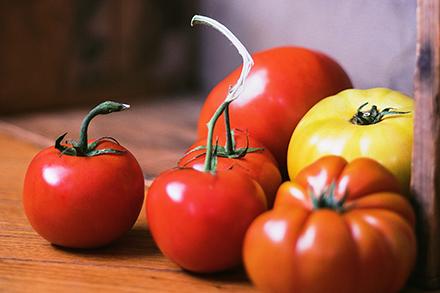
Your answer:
(198, 47), (352, 172)
(23, 140), (144, 248)
(243, 156), (416, 293)
(147, 168), (267, 272)
(178, 130), (282, 207)
(23, 101), (145, 248)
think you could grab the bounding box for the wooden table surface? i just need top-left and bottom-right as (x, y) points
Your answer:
(0, 98), (426, 292)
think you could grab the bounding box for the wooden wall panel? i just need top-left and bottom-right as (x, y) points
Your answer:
(411, 0), (440, 289)
(0, 0), (197, 114)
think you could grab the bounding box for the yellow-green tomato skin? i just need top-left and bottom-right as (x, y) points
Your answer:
(287, 88), (413, 192)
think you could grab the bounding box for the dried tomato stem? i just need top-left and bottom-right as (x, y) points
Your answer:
(191, 15), (254, 169)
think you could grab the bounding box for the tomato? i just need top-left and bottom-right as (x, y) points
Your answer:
(147, 15), (267, 273)
(288, 87), (414, 193)
(23, 102), (145, 248)
(198, 46), (352, 172)
(147, 168), (266, 272)
(178, 129), (281, 207)
(243, 156), (416, 293)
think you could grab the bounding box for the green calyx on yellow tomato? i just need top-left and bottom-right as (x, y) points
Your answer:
(350, 102), (410, 125)
(287, 88), (413, 193)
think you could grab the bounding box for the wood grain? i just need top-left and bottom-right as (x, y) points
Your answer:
(411, 0), (440, 289)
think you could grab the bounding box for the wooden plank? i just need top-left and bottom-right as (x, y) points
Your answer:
(411, 0), (440, 289)
(0, 132), (255, 292)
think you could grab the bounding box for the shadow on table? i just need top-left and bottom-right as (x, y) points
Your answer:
(51, 223), (252, 285)
(51, 224), (161, 258)
(188, 266), (250, 285)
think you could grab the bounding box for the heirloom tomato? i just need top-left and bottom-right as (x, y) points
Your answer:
(244, 156), (416, 293)
(23, 101), (145, 248)
(198, 46), (352, 172)
(288, 88), (413, 192)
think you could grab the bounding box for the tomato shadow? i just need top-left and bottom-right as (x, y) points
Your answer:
(51, 223), (162, 258)
(51, 223), (252, 286)
(186, 266), (251, 285)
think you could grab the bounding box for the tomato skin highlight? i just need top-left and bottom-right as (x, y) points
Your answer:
(23, 140), (145, 248)
(287, 87), (413, 193)
(178, 130), (282, 207)
(198, 47), (352, 172)
(147, 168), (267, 273)
(243, 156), (416, 293)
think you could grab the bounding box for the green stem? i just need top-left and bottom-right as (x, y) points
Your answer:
(224, 101), (234, 154)
(77, 108), (97, 154)
(310, 182), (347, 213)
(56, 101), (129, 157)
(350, 102), (410, 125)
(204, 102), (228, 172)
(77, 101), (130, 154)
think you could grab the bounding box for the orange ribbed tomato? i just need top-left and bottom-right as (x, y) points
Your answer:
(243, 156), (416, 293)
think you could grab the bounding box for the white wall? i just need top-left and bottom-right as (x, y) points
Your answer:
(198, 0), (416, 96)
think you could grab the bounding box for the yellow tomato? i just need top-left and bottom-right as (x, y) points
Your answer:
(287, 88), (413, 192)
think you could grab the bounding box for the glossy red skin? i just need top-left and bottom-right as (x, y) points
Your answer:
(146, 168), (267, 273)
(244, 156), (416, 293)
(23, 140), (145, 248)
(197, 47), (353, 172)
(178, 130), (282, 207)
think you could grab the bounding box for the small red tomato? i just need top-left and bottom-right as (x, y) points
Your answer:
(178, 129), (281, 207)
(147, 168), (266, 272)
(197, 47), (352, 172)
(243, 156), (416, 293)
(23, 101), (145, 248)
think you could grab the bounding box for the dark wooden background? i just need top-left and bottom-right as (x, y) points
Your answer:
(0, 0), (197, 114)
